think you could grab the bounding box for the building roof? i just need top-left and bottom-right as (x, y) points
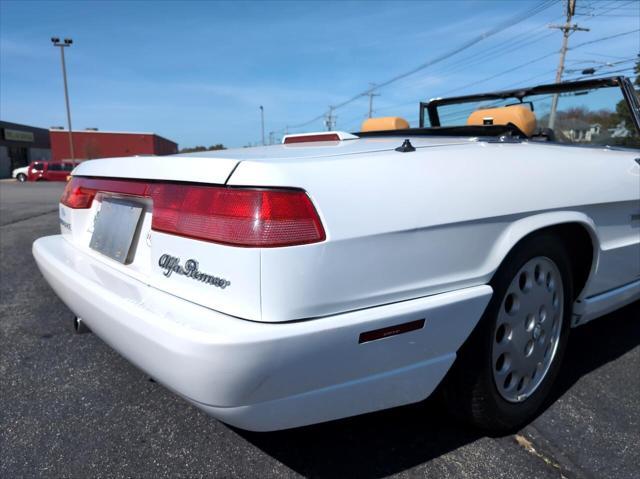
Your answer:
(1, 120), (51, 147)
(1, 120), (50, 133)
(48, 129), (176, 145)
(50, 129), (154, 135)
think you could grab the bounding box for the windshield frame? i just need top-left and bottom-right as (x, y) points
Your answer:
(420, 76), (640, 135)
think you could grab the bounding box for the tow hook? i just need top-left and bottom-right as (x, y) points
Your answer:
(73, 316), (91, 334)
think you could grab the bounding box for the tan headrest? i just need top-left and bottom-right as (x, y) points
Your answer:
(361, 116), (410, 132)
(467, 105), (536, 137)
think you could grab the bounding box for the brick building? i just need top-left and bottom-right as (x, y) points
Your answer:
(50, 129), (178, 161)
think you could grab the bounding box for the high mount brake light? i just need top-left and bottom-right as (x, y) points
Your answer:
(60, 177), (325, 247)
(281, 131), (358, 144)
(283, 133), (340, 144)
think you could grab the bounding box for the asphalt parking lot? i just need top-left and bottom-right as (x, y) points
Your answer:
(1, 180), (638, 478)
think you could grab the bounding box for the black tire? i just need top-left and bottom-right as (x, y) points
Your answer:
(16, 173), (27, 182)
(443, 233), (573, 432)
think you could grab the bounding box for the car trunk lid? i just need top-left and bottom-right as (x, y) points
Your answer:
(58, 136), (474, 321)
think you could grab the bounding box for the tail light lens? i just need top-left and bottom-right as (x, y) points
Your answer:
(149, 184), (325, 247)
(60, 177), (325, 247)
(60, 177), (97, 209)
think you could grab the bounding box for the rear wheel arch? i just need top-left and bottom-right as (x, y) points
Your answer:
(492, 214), (598, 301)
(446, 233), (575, 431)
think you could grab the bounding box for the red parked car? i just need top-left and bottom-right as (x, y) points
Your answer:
(27, 160), (80, 182)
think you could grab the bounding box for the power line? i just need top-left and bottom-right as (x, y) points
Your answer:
(564, 65), (638, 81)
(407, 29), (558, 86)
(576, 0), (638, 16)
(570, 28), (640, 49)
(439, 51), (558, 96)
(581, 50), (638, 60)
(281, 2), (638, 135)
(282, 0), (558, 132)
(377, 28), (638, 121)
(338, 0), (558, 107)
(435, 28), (639, 97)
(565, 57), (638, 73)
(344, 20), (563, 117)
(499, 68), (559, 88)
(361, 1), (558, 91)
(404, 16), (563, 82)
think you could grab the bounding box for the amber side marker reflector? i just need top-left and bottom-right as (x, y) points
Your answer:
(359, 319), (425, 344)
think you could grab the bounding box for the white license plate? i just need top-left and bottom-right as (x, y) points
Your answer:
(89, 198), (143, 264)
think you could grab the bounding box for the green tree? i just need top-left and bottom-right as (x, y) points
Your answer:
(179, 144), (226, 154)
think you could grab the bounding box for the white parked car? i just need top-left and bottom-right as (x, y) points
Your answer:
(11, 165), (29, 182)
(33, 76), (640, 431)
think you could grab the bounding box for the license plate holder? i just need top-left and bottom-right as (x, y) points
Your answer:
(89, 198), (144, 264)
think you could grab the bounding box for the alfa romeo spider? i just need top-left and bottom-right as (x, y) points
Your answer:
(34, 76), (640, 431)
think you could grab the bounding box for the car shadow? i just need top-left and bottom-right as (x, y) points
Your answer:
(548, 299), (640, 405)
(236, 301), (640, 478)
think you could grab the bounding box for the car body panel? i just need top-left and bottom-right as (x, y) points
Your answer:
(228, 139), (640, 321)
(59, 198), (262, 320)
(11, 165), (29, 179)
(34, 234), (491, 430)
(28, 160), (79, 181)
(57, 137), (640, 323)
(70, 137), (473, 183)
(33, 76), (640, 430)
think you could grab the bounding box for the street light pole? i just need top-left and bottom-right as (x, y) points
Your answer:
(51, 37), (75, 160)
(259, 105), (265, 146)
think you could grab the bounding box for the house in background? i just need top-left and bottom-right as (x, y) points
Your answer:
(609, 121), (632, 139)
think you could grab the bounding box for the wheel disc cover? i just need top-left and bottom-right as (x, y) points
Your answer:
(492, 256), (564, 403)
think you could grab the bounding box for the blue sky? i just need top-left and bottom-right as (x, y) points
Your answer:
(1, 0), (638, 148)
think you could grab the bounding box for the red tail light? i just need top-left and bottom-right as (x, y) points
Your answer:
(60, 177), (97, 209)
(61, 177), (325, 247)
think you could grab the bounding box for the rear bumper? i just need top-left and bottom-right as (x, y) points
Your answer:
(33, 235), (491, 431)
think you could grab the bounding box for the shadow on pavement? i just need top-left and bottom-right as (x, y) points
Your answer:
(549, 300), (640, 404)
(237, 301), (640, 478)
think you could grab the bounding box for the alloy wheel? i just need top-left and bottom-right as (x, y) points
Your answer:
(492, 256), (564, 403)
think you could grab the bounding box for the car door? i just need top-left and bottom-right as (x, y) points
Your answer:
(46, 162), (64, 181)
(62, 162), (75, 179)
(552, 82), (640, 294)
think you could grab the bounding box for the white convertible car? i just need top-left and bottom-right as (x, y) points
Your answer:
(34, 76), (640, 431)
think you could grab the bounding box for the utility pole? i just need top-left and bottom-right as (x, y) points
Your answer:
(324, 106), (336, 131)
(548, 0), (589, 129)
(366, 84), (380, 118)
(259, 106), (265, 146)
(51, 37), (75, 160)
